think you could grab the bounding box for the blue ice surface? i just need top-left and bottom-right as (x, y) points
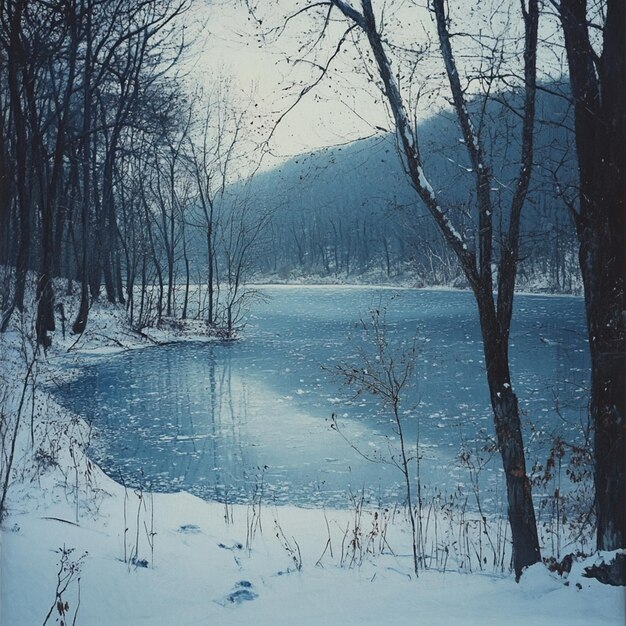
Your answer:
(54, 287), (589, 513)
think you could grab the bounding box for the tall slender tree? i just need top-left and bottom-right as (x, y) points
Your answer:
(285, 0), (541, 578)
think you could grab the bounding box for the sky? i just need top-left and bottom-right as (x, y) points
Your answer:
(183, 0), (567, 173)
(185, 1), (390, 164)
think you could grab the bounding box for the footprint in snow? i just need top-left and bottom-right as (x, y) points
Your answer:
(221, 580), (258, 606)
(177, 524), (202, 534)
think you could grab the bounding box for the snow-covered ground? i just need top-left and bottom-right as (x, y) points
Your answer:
(4, 486), (624, 625)
(1, 284), (623, 625)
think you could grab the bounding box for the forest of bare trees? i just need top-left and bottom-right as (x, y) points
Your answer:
(0, 1), (586, 351)
(0, 0), (268, 344)
(0, 0), (623, 585)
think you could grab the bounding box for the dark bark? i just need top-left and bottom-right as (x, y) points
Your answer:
(477, 292), (540, 574)
(584, 553), (626, 586)
(182, 226), (190, 320)
(207, 227), (214, 324)
(3, 0), (30, 327)
(115, 251), (125, 305)
(138, 255), (147, 327)
(101, 129), (120, 306)
(53, 180), (67, 277)
(89, 179), (103, 301)
(144, 197), (164, 324)
(560, 0), (626, 554)
(32, 0), (78, 348)
(0, 94), (12, 271)
(72, 0), (94, 335)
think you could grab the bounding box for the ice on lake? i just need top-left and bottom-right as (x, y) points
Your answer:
(54, 287), (589, 511)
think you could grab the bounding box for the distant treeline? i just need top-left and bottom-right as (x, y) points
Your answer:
(231, 84), (579, 290)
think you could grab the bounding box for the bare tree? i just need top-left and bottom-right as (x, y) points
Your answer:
(332, 308), (421, 575)
(147, 103), (192, 318)
(276, 0), (541, 578)
(217, 190), (270, 338)
(185, 89), (243, 327)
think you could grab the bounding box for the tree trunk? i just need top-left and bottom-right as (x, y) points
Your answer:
(3, 0), (29, 327)
(207, 228), (214, 325)
(115, 251), (125, 305)
(560, 0), (625, 555)
(182, 232), (190, 320)
(579, 207), (625, 552)
(36, 196), (56, 348)
(72, 0), (94, 335)
(477, 294), (540, 577)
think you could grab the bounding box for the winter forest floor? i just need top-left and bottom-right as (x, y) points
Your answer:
(0, 280), (624, 625)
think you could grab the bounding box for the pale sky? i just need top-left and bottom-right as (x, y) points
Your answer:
(183, 0), (567, 173)
(186, 1), (390, 164)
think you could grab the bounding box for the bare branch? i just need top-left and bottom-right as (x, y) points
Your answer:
(264, 23), (357, 148)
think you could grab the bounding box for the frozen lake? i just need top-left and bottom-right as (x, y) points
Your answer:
(55, 286), (589, 510)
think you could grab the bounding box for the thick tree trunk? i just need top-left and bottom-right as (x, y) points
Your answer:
(560, 0), (625, 556)
(578, 207), (625, 552)
(590, 331), (625, 551)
